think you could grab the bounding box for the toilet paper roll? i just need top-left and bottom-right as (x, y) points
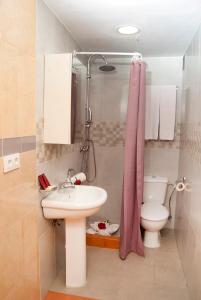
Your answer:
(71, 172), (86, 184)
(184, 182), (191, 192)
(176, 182), (185, 192)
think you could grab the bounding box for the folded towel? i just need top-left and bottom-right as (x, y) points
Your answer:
(145, 86), (160, 140)
(87, 221), (119, 236)
(159, 85), (176, 140)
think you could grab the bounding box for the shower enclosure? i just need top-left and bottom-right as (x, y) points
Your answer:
(80, 54), (113, 182)
(74, 51), (143, 225)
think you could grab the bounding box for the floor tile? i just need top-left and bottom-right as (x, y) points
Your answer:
(50, 230), (189, 300)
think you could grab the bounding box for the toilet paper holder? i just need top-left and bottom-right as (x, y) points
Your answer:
(175, 176), (191, 192)
(176, 176), (186, 184)
(167, 176), (190, 220)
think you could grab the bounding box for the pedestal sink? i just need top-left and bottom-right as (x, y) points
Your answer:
(41, 185), (107, 287)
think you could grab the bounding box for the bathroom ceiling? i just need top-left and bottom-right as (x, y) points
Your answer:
(44, 0), (201, 56)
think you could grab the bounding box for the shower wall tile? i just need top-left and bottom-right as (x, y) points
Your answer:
(92, 145), (124, 187)
(91, 122), (125, 146)
(175, 24), (201, 300)
(101, 77), (129, 122)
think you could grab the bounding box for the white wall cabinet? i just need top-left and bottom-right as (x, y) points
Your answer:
(44, 53), (73, 144)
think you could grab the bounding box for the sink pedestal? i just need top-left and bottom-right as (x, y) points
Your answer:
(42, 185), (107, 287)
(65, 218), (86, 287)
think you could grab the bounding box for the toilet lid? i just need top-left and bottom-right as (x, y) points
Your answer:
(144, 176), (168, 183)
(141, 203), (169, 221)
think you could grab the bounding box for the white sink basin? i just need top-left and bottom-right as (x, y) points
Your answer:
(41, 185), (107, 288)
(42, 185), (107, 219)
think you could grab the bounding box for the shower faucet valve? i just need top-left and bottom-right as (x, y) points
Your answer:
(80, 145), (89, 152)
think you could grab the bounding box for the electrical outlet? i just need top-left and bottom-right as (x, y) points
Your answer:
(3, 153), (20, 173)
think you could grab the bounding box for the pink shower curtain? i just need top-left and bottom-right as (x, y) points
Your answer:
(120, 61), (146, 259)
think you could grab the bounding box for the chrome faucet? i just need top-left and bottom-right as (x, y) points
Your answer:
(60, 168), (76, 189)
(66, 168), (76, 185)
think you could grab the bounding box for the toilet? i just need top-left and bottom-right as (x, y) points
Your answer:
(141, 176), (169, 248)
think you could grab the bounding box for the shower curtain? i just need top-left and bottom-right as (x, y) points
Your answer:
(120, 61), (146, 259)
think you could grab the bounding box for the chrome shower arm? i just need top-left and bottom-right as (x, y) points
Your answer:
(87, 54), (107, 78)
(85, 54), (107, 124)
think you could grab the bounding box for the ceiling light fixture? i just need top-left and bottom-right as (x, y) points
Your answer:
(118, 25), (139, 35)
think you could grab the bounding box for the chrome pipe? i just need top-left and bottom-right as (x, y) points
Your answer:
(73, 50), (142, 59)
(85, 54), (107, 124)
(87, 54), (107, 78)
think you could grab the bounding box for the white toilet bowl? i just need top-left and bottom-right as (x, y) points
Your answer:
(141, 202), (169, 248)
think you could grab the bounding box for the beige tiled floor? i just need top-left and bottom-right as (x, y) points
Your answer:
(50, 230), (189, 300)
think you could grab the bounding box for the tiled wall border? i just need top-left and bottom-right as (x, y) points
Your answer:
(36, 118), (180, 163)
(76, 122), (180, 148)
(180, 122), (201, 164)
(0, 136), (36, 157)
(145, 124), (181, 150)
(75, 122), (126, 146)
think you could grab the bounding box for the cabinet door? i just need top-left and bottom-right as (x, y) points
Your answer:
(44, 53), (72, 144)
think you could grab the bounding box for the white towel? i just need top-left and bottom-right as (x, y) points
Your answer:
(159, 85), (177, 140)
(145, 86), (160, 140)
(71, 172), (86, 184)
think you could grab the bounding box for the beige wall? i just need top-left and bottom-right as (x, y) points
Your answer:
(36, 0), (82, 297)
(0, 1), (40, 299)
(175, 25), (201, 300)
(144, 57), (183, 228)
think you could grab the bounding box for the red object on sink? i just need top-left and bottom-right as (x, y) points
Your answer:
(38, 174), (51, 190)
(75, 179), (81, 185)
(42, 174), (51, 187)
(98, 222), (106, 230)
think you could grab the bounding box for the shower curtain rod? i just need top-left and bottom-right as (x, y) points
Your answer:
(73, 50), (142, 59)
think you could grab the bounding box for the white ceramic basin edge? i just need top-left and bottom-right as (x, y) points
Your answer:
(41, 185), (107, 219)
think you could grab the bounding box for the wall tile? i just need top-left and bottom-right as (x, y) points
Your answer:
(0, 220), (23, 299)
(3, 137), (21, 156)
(39, 227), (56, 299)
(21, 135), (36, 152)
(0, 1), (39, 299)
(175, 24), (201, 299)
(2, 136), (36, 156)
(0, 139), (2, 157)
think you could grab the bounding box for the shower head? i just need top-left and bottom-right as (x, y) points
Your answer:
(99, 64), (116, 72)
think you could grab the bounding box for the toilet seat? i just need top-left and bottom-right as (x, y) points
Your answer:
(141, 202), (169, 221)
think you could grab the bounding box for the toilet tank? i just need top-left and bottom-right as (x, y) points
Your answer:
(143, 176), (168, 204)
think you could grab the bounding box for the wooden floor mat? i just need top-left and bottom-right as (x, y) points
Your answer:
(86, 233), (120, 249)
